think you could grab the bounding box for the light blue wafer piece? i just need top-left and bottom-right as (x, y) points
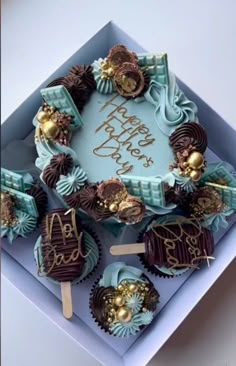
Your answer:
(200, 162), (236, 187)
(1, 168), (25, 192)
(41, 85), (83, 128)
(205, 183), (236, 210)
(1, 185), (39, 217)
(138, 53), (169, 85)
(120, 175), (165, 207)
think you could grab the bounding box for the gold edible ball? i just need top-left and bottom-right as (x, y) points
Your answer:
(190, 169), (202, 182)
(37, 111), (49, 124)
(187, 151), (204, 170)
(41, 120), (60, 139)
(116, 307), (132, 323)
(107, 67), (114, 77)
(129, 283), (137, 292)
(114, 295), (124, 307)
(109, 202), (119, 213)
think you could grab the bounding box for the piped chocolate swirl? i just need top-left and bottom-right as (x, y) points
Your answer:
(169, 122), (208, 154)
(40, 208), (86, 282)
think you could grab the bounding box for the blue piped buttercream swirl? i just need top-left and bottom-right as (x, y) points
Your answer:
(144, 73), (198, 136)
(110, 311), (153, 338)
(1, 209), (36, 244)
(92, 58), (115, 94)
(99, 262), (145, 287)
(56, 166), (87, 196)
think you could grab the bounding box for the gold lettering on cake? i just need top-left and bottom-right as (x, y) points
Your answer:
(151, 217), (215, 271)
(93, 95), (155, 175)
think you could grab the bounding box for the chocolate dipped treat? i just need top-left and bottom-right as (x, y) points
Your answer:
(90, 262), (159, 337)
(110, 215), (215, 277)
(34, 208), (100, 319)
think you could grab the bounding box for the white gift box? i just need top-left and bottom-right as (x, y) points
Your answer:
(2, 22), (236, 366)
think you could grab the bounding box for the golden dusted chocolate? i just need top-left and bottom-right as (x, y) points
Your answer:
(1, 192), (16, 227)
(97, 178), (127, 203)
(188, 187), (224, 217)
(107, 45), (138, 69)
(117, 196), (145, 224)
(114, 62), (145, 98)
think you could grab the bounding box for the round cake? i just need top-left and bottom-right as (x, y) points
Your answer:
(33, 45), (210, 224)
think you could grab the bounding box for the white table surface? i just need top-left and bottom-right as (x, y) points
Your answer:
(2, 1), (236, 365)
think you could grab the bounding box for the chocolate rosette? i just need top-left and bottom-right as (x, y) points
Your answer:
(169, 122), (208, 154)
(42, 165), (60, 189)
(62, 74), (90, 111)
(50, 153), (73, 175)
(63, 191), (81, 210)
(114, 62), (145, 98)
(27, 183), (48, 222)
(69, 64), (96, 91)
(47, 77), (65, 88)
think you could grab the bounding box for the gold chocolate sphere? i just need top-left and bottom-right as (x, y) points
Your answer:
(190, 169), (202, 182)
(37, 111), (49, 124)
(109, 202), (119, 213)
(116, 307), (132, 323)
(187, 151), (204, 170)
(41, 120), (60, 139)
(129, 283), (137, 292)
(114, 295), (124, 307)
(107, 67), (114, 77)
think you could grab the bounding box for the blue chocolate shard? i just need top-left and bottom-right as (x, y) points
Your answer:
(138, 53), (169, 85)
(120, 175), (165, 207)
(1, 185), (39, 217)
(200, 162), (236, 210)
(1, 168), (25, 192)
(40, 85), (83, 128)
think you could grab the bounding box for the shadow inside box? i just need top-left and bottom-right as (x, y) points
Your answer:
(2, 126), (236, 357)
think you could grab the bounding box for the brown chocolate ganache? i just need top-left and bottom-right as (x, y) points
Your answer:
(143, 222), (214, 268)
(41, 208), (86, 282)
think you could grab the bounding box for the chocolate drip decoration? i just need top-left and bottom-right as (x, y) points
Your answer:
(69, 64), (96, 90)
(90, 286), (116, 332)
(64, 191), (81, 210)
(50, 153), (73, 175)
(27, 184), (47, 218)
(169, 122), (208, 154)
(42, 165), (60, 188)
(40, 209), (86, 282)
(143, 221), (214, 268)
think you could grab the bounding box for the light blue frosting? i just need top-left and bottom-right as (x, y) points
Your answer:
(201, 208), (234, 232)
(35, 135), (79, 171)
(99, 262), (145, 287)
(56, 166), (87, 196)
(163, 169), (196, 193)
(92, 58), (115, 94)
(144, 72), (198, 136)
(34, 231), (99, 284)
(125, 293), (143, 314)
(110, 311), (154, 338)
(1, 209), (37, 244)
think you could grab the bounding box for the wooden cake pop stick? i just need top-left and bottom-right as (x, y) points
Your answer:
(61, 281), (73, 319)
(110, 243), (145, 256)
